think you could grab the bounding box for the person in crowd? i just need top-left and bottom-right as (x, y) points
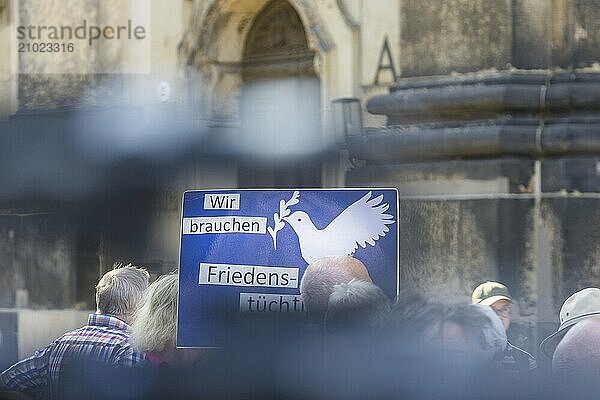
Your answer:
(427, 303), (492, 356)
(0, 263), (149, 399)
(300, 256), (372, 324)
(384, 290), (446, 344)
(131, 273), (204, 368)
(324, 278), (391, 331)
(387, 288), (432, 323)
(472, 281), (537, 377)
(540, 287), (600, 378)
(552, 316), (600, 382)
(472, 303), (508, 356)
(386, 292), (493, 358)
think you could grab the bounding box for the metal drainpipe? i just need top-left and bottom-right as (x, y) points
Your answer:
(534, 74), (557, 349)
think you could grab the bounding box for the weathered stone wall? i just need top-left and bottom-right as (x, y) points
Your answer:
(354, 0), (600, 356)
(511, 0), (554, 68)
(0, 213), (75, 308)
(346, 158), (539, 350)
(512, 0), (600, 69)
(399, 0), (512, 77)
(347, 155), (600, 357)
(17, 0), (116, 110)
(0, 0), (14, 119)
(15, 0), (185, 111)
(573, 0), (600, 67)
(0, 0), (191, 309)
(398, 0), (600, 76)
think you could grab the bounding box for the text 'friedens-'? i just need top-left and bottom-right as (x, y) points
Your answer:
(199, 263), (298, 288)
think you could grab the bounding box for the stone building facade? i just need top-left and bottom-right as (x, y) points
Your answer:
(0, 0), (599, 360)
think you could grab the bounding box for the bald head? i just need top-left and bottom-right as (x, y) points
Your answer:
(300, 256), (372, 323)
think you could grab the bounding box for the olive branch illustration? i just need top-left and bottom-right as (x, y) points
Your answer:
(268, 191), (300, 249)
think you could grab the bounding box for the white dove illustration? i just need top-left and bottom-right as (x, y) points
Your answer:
(283, 191), (395, 264)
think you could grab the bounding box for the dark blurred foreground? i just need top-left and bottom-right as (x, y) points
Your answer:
(0, 315), (591, 400)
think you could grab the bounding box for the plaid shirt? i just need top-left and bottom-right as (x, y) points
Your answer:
(0, 313), (143, 398)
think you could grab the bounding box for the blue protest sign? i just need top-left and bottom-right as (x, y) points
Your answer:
(177, 189), (398, 347)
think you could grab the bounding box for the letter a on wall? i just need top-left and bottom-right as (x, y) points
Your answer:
(373, 36), (398, 85)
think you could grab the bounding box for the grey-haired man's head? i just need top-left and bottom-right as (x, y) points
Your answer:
(95, 263), (149, 325)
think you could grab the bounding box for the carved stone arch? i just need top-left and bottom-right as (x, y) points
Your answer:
(195, 0), (333, 63)
(243, 0), (315, 81)
(237, 0), (323, 188)
(180, 0), (332, 136)
(286, 0), (334, 52)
